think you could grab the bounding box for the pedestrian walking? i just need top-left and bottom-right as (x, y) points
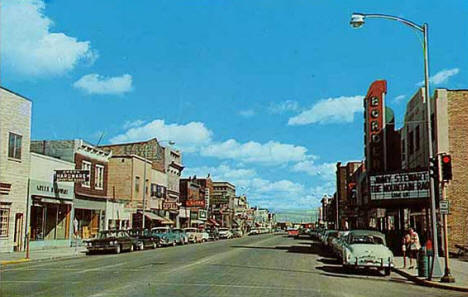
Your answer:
(408, 228), (421, 269)
(402, 231), (411, 268)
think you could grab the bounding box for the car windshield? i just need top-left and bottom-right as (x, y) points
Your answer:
(350, 235), (385, 245)
(97, 232), (114, 239)
(153, 229), (168, 234)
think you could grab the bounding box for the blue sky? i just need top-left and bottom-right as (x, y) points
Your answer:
(2, 0), (467, 211)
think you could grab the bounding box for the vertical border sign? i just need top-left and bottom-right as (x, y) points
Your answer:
(364, 80), (387, 172)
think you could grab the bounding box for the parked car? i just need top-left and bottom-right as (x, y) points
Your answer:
(232, 228), (243, 238)
(86, 230), (134, 254)
(184, 228), (206, 243)
(287, 227), (299, 237)
(341, 230), (394, 276)
(296, 228), (311, 238)
(326, 230), (339, 247)
(207, 228), (220, 241)
(173, 228), (188, 245)
(331, 231), (350, 259)
(127, 228), (160, 250)
(248, 229), (259, 236)
(151, 227), (184, 246)
(218, 228), (233, 239)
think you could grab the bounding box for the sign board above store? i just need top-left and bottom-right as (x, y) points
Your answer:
(370, 171), (430, 200)
(162, 201), (178, 211)
(55, 170), (90, 182)
(186, 200), (205, 208)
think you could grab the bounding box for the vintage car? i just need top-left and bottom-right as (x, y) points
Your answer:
(207, 228), (220, 241)
(218, 228), (233, 239)
(173, 228), (189, 245)
(341, 230), (393, 275)
(331, 231), (350, 259)
(287, 227), (299, 237)
(151, 227), (184, 246)
(127, 228), (160, 250)
(248, 229), (259, 236)
(296, 228), (311, 239)
(86, 230), (134, 254)
(232, 228), (243, 238)
(184, 228), (205, 243)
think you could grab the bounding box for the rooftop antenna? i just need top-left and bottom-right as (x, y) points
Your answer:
(96, 132), (105, 146)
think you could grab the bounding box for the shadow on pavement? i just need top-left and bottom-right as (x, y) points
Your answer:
(208, 263), (320, 275)
(231, 241), (333, 257)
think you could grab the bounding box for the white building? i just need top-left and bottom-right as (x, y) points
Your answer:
(0, 88), (32, 252)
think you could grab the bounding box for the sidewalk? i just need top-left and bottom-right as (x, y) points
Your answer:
(392, 256), (468, 292)
(0, 246), (87, 265)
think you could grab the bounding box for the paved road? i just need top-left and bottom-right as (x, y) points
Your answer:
(1, 233), (464, 297)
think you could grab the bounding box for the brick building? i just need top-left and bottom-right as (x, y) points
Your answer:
(31, 140), (113, 239)
(0, 88), (32, 252)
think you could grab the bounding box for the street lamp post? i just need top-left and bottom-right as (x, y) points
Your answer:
(350, 13), (450, 281)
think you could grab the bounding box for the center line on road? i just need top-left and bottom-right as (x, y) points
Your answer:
(74, 262), (126, 274)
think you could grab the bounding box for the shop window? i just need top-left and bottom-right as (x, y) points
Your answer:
(95, 165), (104, 190)
(8, 133), (22, 160)
(81, 161), (92, 187)
(0, 208), (10, 237)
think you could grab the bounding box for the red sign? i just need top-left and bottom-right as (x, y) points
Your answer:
(186, 200), (205, 208)
(364, 80), (387, 172)
(162, 202), (178, 210)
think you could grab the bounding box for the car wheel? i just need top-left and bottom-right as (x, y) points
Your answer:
(115, 245), (121, 254)
(172, 241), (177, 247)
(129, 244), (134, 252)
(384, 267), (391, 276)
(202, 239), (207, 243)
(181, 239), (185, 245)
(139, 242), (144, 250)
(152, 242), (157, 249)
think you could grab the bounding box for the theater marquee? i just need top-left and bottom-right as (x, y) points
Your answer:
(370, 171), (430, 200)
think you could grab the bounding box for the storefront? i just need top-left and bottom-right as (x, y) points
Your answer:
(74, 195), (106, 239)
(105, 200), (130, 230)
(29, 179), (74, 249)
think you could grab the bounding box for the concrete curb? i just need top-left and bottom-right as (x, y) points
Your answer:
(392, 267), (468, 292)
(1, 258), (31, 265)
(0, 251), (87, 266)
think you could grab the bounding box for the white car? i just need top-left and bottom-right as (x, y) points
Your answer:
(248, 229), (259, 236)
(184, 228), (203, 243)
(341, 230), (393, 276)
(218, 228), (233, 239)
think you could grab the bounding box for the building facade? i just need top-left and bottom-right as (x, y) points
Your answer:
(0, 88), (32, 252)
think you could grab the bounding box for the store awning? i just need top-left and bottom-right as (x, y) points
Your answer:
(144, 212), (174, 224)
(190, 220), (204, 225)
(207, 218), (220, 227)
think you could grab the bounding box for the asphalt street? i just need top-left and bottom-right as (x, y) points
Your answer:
(0, 233), (464, 297)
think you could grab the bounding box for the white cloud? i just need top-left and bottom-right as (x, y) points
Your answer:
(201, 139), (309, 165)
(123, 120), (145, 130)
(393, 94), (406, 104)
(73, 74), (133, 95)
(288, 95), (364, 125)
(110, 119), (213, 152)
(1, 0), (97, 77)
(183, 164), (257, 181)
(292, 160), (336, 180)
(269, 100), (299, 114)
(417, 68), (460, 86)
(239, 110), (255, 118)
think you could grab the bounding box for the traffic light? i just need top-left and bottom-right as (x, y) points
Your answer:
(429, 157), (438, 178)
(441, 154), (453, 181)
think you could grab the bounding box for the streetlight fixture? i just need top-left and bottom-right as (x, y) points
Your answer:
(350, 12), (452, 282)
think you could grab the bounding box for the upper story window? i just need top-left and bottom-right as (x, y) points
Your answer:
(135, 176), (140, 192)
(415, 125), (420, 151)
(81, 161), (92, 188)
(8, 133), (22, 160)
(408, 131), (414, 155)
(95, 165), (104, 190)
